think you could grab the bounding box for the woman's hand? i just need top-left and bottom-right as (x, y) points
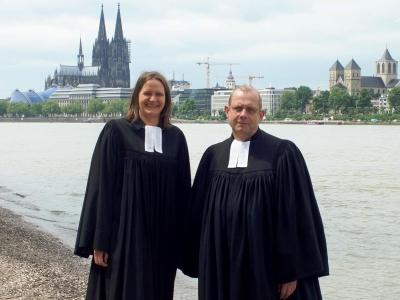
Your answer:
(93, 249), (109, 267)
(278, 280), (297, 299)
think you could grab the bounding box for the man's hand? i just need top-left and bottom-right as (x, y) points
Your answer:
(278, 280), (297, 299)
(93, 249), (109, 267)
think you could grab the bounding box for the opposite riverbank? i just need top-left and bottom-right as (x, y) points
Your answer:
(0, 116), (399, 125)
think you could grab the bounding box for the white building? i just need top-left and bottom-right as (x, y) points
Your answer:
(49, 84), (132, 111)
(211, 90), (232, 116)
(211, 87), (287, 116)
(259, 87), (286, 116)
(372, 95), (390, 113)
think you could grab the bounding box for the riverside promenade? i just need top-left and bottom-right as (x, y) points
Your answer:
(0, 207), (198, 299)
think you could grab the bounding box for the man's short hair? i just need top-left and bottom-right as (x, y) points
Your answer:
(228, 85), (262, 109)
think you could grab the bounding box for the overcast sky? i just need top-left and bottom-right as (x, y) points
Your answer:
(1, 0), (399, 98)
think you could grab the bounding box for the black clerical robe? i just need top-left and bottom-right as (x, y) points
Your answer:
(184, 128), (328, 300)
(75, 118), (191, 300)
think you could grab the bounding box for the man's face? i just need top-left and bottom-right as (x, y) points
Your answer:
(224, 89), (264, 141)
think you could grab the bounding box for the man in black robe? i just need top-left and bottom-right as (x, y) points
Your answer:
(184, 86), (328, 299)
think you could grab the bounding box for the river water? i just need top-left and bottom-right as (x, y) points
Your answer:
(0, 122), (399, 299)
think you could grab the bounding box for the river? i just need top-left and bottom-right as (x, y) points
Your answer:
(0, 122), (399, 299)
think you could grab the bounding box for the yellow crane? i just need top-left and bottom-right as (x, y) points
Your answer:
(248, 75), (264, 86)
(197, 57), (239, 88)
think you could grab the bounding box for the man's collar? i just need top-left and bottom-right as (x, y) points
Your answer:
(230, 127), (261, 142)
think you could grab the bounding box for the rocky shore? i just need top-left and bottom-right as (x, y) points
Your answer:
(0, 207), (197, 299)
(0, 207), (89, 299)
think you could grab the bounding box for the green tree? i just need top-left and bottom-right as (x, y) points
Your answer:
(296, 86), (313, 113)
(62, 103), (83, 116)
(356, 89), (373, 113)
(176, 99), (199, 119)
(7, 102), (30, 117)
(343, 95), (357, 115)
(0, 101), (8, 116)
(42, 101), (61, 116)
(329, 86), (350, 114)
(280, 91), (297, 112)
(388, 87), (400, 111)
(217, 109), (227, 120)
(312, 91), (330, 115)
(87, 99), (105, 116)
(30, 103), (43, 116)
(102, 99), (129, 117)
(171, 103), (178, 117)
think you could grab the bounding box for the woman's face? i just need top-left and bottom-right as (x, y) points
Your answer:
(138, 79), (166, 124)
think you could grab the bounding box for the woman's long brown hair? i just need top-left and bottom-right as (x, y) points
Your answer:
(126, 71), (172, 128)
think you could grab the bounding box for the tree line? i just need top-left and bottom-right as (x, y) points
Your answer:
(2, 86), (400, 121)
(0, 99), (129, 118)
(274, 86), (400, 121)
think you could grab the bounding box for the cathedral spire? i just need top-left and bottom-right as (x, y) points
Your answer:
(114, 3), (124, 41)
(97, 4), (107, 41)
(79, 37), (83, 55)
(77, 37), (84, 71)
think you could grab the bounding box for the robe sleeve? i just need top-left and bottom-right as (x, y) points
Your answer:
(274, 140), (329, 283)
(175, 132), (192, 270)
(74, 120), (119, 258)
(181, 148), (212, 278)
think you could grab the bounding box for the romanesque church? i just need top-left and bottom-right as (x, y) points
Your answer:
(329, 49), (399, 96)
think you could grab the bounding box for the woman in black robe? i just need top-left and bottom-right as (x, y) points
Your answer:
(74, 71), (191, 300)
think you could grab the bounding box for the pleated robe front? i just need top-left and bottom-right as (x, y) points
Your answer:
(184, 129), (328, 300)
(75, 118), (191, 300)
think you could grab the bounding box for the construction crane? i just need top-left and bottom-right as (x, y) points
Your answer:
(197, 57), (239, 88)
(248, 75), (264, 86)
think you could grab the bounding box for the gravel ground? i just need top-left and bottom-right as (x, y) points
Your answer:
(0, 207), (198, 299)
(0, 207), (89, 299)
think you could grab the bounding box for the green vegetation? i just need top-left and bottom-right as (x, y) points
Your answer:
(296, 86), (313, 113)
(42, 102), (61, 116)
(0, 99), (130, 119)
(312, 90), (330, 115)
(388, 87), (400, 112)
(30, 103), (43, 116)
(1, 90), (398, 124)
(279, 86), (314, 114)
(102, 99), (129, 117)
(87, 99), (105, 115)
(0, 100), (8, 116)
(61, 103), (83, 116)
(7, 102), (31, 117)
(173, 99), (200, 119)
(274, 85), (399, 123)
(172, 99), (226, 121)
(280, 91), (298, 113)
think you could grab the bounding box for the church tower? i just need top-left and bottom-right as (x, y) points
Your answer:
(329, 60), (344, 89)
(225, 69), (236, 89)
(77, 38), (84, 71)
(344, 59), (361, 95)
(92, 5), (110, 86)
(108, 4), (131, 88)
(376, 48), (398, 86)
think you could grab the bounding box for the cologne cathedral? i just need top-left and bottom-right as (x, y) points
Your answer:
(45, 4), (131, 89)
